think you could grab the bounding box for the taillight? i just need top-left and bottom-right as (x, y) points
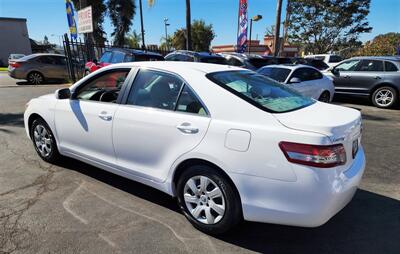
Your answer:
(10, 62), (21, 68)
(279, 142), (346, 168)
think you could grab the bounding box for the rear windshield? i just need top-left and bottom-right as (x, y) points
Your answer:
(199, 56), (227, 65)
(207, 71), (314, 113)
(248, 58), (276, 69)
(257, 67), (291, 82)
(19, 54), (39, 61)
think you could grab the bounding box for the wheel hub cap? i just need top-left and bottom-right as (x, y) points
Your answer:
(376, 90), (393, 106)
(183, 176), (225, 224)
(33, 124), (51, 157)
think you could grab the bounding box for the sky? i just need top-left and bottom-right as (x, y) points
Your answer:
(0, 0), (399, 46)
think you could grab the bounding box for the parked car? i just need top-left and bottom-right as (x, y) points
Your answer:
(258, 64), (334, 102)
(8, 53), (26, 64)
(25, 61), (365, 234)
(85, 48), (164, 74)
(8, 53), (68, 84)
(220, 53), (277, 70)
(325, 56), (400, 108)
(305, 54), (342, 68)
(165, 50), (228, 64)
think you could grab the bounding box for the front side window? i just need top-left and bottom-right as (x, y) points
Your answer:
(257, 67), (291, 83)
(110, 51), (125, 63)
(357, 60), (383, 72)
(75, 70), (130, 102)
(127, 70), (184, 110)
(335, 60), (360, 71)
(207, 71), (314, 113)
(99, 51), (113, 63)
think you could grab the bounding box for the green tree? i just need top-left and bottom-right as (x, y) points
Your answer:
(107, 0), (136, 46)
(171, 20), (215, 51)
(160, 36), (173, 50)
(43, 35), (50, 45)
(72, 0), (107, 45)
(287, 0), (372, 54)
(357, 33), (400, 56)
(126, 30), (142, 48)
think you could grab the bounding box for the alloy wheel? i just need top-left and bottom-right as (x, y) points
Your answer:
(374, 89), (394, 107)
(29, 73), (43, 85)
(319, 92), (330, 102)
(183, 176), (225, 224)
(33, 124), (52, 157)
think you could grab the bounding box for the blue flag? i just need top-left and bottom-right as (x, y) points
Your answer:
(66, 0), (77, 40)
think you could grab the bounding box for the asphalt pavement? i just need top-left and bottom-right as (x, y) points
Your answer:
(0, 73), (399, 253)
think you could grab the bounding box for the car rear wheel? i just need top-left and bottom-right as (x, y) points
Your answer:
(372, 86), (398, 108)
(318, 91), (331, 103)
(28, 72), (44, 85)
(30, 118), (61, 163)
(176, 165), (242, 235)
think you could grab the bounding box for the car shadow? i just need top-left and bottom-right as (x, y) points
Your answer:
(16, 80), (67, 86)
(0, 113), (24, 127)
(333, 94), (400, 110)
(56, 157), (400, 254)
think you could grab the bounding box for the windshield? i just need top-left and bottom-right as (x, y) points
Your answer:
(257, 67), (291, 82)
(200, 56), (227, 65)
(207, 71), (314, 113)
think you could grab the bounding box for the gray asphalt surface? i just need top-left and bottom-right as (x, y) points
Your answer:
(0, 73), (399, 253)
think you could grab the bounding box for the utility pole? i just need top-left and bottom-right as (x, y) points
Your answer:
(164, 18), (170, 50)
(273, 0), (283, 56)
(185, 0), (192, 50)
(139, 0), (146, 49)
(281, 0), (291, 56)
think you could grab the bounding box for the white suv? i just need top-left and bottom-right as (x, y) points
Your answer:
(305, 54), (343, 68)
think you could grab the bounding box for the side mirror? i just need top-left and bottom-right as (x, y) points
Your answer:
(289, 77), (301, 84)
(331, 68), (339, 75)
(55, 88), (71, 100)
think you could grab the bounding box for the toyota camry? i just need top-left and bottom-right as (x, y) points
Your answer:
(24, 62), (365, 234)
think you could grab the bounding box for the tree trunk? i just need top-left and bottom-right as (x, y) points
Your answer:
(273, 0), (283, 56)
(185, 0), (192, 50)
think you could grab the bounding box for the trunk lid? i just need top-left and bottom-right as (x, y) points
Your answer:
(273, 102), (362, 167)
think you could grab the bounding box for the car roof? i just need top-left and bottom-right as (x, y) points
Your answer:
(260, 64), (316, 70)
(168, 50), (224, 58)
(105, 48), (163, 57)
(350, 56), (400, 61)
(102, 61), (243, 74)
(30, 53), (65, 57)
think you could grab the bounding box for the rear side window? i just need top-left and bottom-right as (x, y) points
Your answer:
(385, 61), (398, 72)
(176, 86), (207, 115)
(110, 51), (125, 63)
(99, 51), (112, 63)
(257, 67), (291, 83)
(328, 55), (342, 63)
(291, 68), (322, 81)
(207, 71), (314, 113)
(226, 57), (243, 66)
(37, 56), (57, 64)
(335, 60), (360, 71)
(357, 60), (384, 72)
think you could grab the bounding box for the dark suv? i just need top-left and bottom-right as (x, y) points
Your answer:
(85, 48), (164, 74)
(326, 56), (400, 108)
(165, 51), (228, 64)
(220, 53), (277, 70)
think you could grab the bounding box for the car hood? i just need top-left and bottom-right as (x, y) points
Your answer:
(273, 102), (362, 142)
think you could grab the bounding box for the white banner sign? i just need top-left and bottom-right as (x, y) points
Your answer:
(77, 6), (93, 34)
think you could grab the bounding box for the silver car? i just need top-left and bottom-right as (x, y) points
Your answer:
(326, 56), (400, 108)
(8, 53), (69, 84)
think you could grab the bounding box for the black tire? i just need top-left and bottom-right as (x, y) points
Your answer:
(371, 86), (398, 108)
(27, 71), (44, 85)
(30, 118), (61, 163)
(176, 165), (242, 235)
(318, 91), (331, 103)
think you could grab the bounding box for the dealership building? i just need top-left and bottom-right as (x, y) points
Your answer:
(0, 17), (32, 66)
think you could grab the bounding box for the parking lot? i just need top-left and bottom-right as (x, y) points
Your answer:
(0, 73), (399, 254)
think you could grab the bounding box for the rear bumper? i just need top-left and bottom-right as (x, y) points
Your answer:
(231, 147), (366, 227)
(8, 68), (25, 79)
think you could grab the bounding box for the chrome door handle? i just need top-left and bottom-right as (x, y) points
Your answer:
(374, 76), (381, 79)
(98, 111), (112, 121)
(176, 123), (199, 134)
(344, 75), (350, 79)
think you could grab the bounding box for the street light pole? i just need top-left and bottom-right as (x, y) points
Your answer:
(248, 15), (262, 55)
(164, 18), (170, 50)
(273, 0), (283, 56)
(139, 0), (146, 49)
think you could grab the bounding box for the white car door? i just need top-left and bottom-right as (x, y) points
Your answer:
(289, 67), (322, 100)
(112, 69), (211, 182)
(55, 69), (131, 165)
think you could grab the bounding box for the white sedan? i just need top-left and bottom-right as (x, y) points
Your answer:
(24, 62), (365, 234)
(258, 64), (335, 102)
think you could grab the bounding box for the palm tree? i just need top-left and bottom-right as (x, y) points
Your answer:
(147, 0), (192, 50)
(108, 0), (136, 46)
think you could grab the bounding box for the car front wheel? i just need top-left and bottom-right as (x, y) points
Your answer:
(176, 165), (242, 235)
(318, 91), (331, 103)
(372, 86), (398, 108)
(30, 118), (61, 163)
